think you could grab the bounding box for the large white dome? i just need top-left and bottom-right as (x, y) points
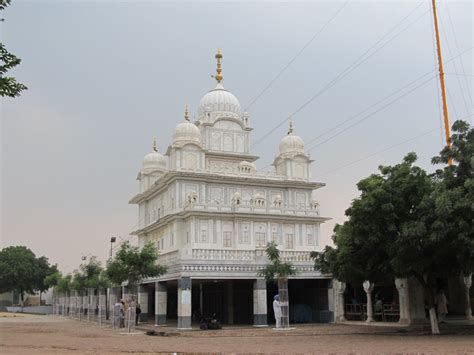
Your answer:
(173, 121), (202, 145)
(197, 83), (241, 119)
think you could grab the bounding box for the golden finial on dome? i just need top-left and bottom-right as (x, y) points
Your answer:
(184, 105), (190, 121)
(152, 137), (158, 152)
(214, 48), (223, 83)
(288, 118), (294, 135)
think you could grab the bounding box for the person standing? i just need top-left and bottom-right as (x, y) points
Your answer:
(113, 300), (123, 328)
(435, 289), (448, 323)
(273, 295), (282, 328)
(135, 303), (142, 325)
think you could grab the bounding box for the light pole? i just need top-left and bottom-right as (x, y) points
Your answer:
(110, 237), (116, 258)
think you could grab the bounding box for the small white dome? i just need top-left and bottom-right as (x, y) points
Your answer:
(197, 83), (241, 119)
(279, 133), (305, 154)
(143, 151), (166, 171)
(173, 121), (202, 145)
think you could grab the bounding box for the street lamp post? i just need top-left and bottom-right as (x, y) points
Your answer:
(110, 237), (116, 258)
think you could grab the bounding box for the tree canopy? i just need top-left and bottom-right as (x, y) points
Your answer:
(311, 120), (473, 334)
(106, 241), (167, 288)
(0, 246), (57, 300)
(258, 241), (297, 282)
(0, 0), (27, 97)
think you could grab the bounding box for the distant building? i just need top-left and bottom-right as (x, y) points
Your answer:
(128, 50), (332, 328)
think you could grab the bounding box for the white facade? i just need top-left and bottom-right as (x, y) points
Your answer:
(129, 51), (331, 327)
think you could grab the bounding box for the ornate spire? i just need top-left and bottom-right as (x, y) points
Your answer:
(152, 137), (158, 152)
(287, 118), (294, 135)
(184, 105), (190, 121)
(214, 48), (223, 83)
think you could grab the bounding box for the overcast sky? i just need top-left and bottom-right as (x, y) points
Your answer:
(1, 0), (472, 273)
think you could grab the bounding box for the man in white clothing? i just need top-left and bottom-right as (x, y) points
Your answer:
(273, 294), (282, 328)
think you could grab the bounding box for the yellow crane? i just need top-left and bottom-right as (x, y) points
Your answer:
(431, 0), (453, 165)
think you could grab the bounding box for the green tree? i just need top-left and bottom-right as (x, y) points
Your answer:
(0, 246), (37, 304)
(0, 246), (56, 305)
(54, 274), (72, 293)
(34, 256), (58, 303)
(44, 271), (62, 290)
(258, 241), (297, 328)
(0, 0), (27, 97)
(312, 153), (441, 331)
(312, 123), (473, 335)
(106, 241), (167, 294)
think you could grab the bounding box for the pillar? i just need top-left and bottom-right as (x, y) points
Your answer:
(363, 280), (374, 322)
(138, 285), (149, 323)
(98, 288), (106, 325)
(82, 291), (88, 317)
(155, 281), (167, 326)
(395, 278), (409, 324)
(253, 279), (267, 327)
(227, 281), (234, 325)
(89, 288), (97, 321)
(177, 277), (192, 329)
(109, 287), (117, 319)
(462, 274), (472, 320)
(333, 280), (346, 322)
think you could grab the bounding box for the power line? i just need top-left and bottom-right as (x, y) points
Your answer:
(243, 0), (351, 111)
(445, 73), (474, 78)
(444, 0), (473, 106)
(257, 74), (436, 172)
(251, 2), (428, 149)
(256, 47), (473, 172)
(315, 128), (439, 177)
(303, 46), (474, 150)
(304, 72), (435, 149)
(438, 1), (471, 118)
(306, 75), (436, 152)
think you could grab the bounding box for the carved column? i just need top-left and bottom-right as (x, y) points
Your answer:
(155, 281), (167, 326)
(462, 274), (472, 320)
(363, 280), (375, 322)
(395, 278), (409, 324)
(333, 280), (346, 322)
(138, 285), (148, 323)
(253, 279), (268, 327)
(177, 277), (192, 329)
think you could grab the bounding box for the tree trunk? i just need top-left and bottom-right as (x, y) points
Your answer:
(278, 277), (289, 328)
(417, 275), (440, 335)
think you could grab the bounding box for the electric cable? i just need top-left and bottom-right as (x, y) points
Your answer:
(251, 2), (428, 149)
(243, 0), (351, 111)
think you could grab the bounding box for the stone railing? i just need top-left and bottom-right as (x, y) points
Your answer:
(279, 250), (313, 262)
(176, 166), (309, 182)
(191, 248), (256, 261)
(184, 202), (319, 217)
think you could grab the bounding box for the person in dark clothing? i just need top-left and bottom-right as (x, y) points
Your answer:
(135, 303), (142, 324)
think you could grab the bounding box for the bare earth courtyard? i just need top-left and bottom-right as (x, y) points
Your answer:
(1, 314), (473, 354)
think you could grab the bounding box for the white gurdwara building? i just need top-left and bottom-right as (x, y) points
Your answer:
(129, 50), (332, 328)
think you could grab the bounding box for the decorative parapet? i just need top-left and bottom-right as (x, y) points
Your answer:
(183, 202), (321, 217)
(192, 248), (256, 261)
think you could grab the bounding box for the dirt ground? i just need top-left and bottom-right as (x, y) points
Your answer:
(0, 314), (473, 354)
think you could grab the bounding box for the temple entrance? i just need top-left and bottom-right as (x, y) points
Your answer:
(191, 279), (253, 325)
(267, 278), (332, 324)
